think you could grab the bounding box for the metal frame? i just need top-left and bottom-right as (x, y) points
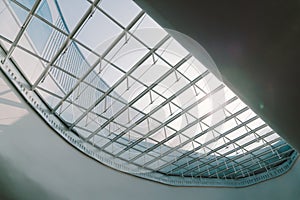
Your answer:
(0, 0), (297, 187)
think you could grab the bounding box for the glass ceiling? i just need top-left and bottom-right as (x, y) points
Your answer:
(0, 0), (297, 187)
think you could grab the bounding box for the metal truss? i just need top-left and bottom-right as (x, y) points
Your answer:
(0, 0), (297, 187)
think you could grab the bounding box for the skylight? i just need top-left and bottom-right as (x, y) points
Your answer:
(0, 0), (297, 187)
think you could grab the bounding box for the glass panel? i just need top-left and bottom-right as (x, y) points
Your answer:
(56, 0), (90, 31)
(75, 9), (122, 55)
(100, 0), (141, 27)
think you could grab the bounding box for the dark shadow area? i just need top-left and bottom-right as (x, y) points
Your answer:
(0, 155), (68, 200)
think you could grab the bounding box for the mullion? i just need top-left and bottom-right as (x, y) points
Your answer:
(59, 71), (161, 127)
(8, 0), (103, 86)
(113, 64), (199, 133)
(91, 0), (209, 102)
(125, 55), (261, 174)
(36, 87), (132, 138)
(32, 0), (102, 89)
(160, 116), (259, 176)
(104, 58), (197, 141)
(150, 107), (248, 173)
(150, 103), (246, 170)
(9, 0), (105, 80)
(98, 56), (181, 120)
(0, 39), (170, 175)
(64, 10), (147, 119)
(74, 124), (169, 164)
(179, 118), (268, 176)
(91, 143), (160, 173)
(168, 103), (268, 176)
(44, 19), (67, 64)
(175, 117), (264, 176)
(69, 35), (170, 131)
(72, 78), (183, 158)
(220, 141), (289, 178)
(61, 6), (192, 125)
(86, 0), (126, 30)
(0, 34), (48, 84)
(10, 0), (69, 37)
(132, 87), (232, 156)
(84, 53), (191, 143)
(234, 149), (295, 179)
(206, 130), (276, 178)
(0, 34), (69, 98)
(145, 106), (249, 169)
(39, 61), (191, 160)
(23, 0), (204, 153)
(97, 68), (209, 153)
(42, 19), (62, 61)
(87, 0), (224, 124)
(37, 86), (186, 159)
(196, 136), (281, 178)
(124, 85), (228, 161)
(50, 11), (146, 114)
(2, 0), (42, 65)
(182, 123), (268, 176)
(233, 153), (290, 179)
(188, 131), (278, 178)
(224, 106), (277, 158)
(79, 126), (180, 170)
(134, 27), (276, 174)
(106, 73), (208, 152)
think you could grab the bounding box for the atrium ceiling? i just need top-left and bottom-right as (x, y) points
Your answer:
(0, 0), (298, 187)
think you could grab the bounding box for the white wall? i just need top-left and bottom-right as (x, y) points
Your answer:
(0, 70), (299, 200)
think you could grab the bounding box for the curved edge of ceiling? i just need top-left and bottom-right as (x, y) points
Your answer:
(0, 43), (298, 188)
